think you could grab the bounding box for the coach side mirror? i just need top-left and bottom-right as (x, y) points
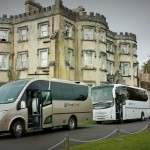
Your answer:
(21, 101), (26, 109)
(17, 101), (26, 110)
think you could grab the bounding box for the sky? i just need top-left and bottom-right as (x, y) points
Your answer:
(0, 0), (150, 67)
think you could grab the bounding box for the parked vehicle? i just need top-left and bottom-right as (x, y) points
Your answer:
(0, 78), (92, 137)
(92, 84), (150, 124)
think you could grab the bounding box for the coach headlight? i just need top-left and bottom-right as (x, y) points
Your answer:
(0, 111), (7, 120)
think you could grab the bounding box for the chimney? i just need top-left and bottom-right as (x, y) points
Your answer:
(25, 0), (43, 12)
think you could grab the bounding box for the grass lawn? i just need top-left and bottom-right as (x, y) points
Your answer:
(70, 131), (150, 150)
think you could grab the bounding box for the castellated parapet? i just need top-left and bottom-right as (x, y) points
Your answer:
(77, 12), (108, 27)
(0, 0), (108, 27)
(107, 30), (136, 42)
(0, 0), (135, 42)
(115, 32), (136, 42)
(0, 14), (13, 24)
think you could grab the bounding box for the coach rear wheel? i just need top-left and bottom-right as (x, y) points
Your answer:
(68, 117), (77, 130)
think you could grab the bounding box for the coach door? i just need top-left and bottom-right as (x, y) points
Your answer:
(115, 86), (127, 123)
(27, 90), (41, 129)
(41, 90), (53, 129)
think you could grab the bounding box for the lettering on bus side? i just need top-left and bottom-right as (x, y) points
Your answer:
(64, 103), (80, 108)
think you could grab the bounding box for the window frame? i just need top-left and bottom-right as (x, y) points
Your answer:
(0, 28), (9, 42)
(107, 61), (114, 75)
(84, 51), (94, 66)
(120, 44), (129, 54)
(68, 49), (73, 66)
(65, 25), (72, 38)
(120, 62), (130, 76)
(100, 30), (106, 42)
(133, 64), (138, 76)
(18, 26), (28, 41)
(18, 51), (28, 69)
(38, 22), (49, 38)
(38, 48), (49, 68)
(107, 42), (114, 53)
(100, 53), (107, 70)
(133, 45), (137, 56)
(83, 26), (94, 40)
(0, 53), (9, 70)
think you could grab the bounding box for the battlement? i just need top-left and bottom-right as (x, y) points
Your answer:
(0, 14), (13, 24)
(107, 30), (136, 41)
(12, 6), (55, 24)
(0, 0), (135, 42)
(8, 1), (77, 24)
(77, 12), (108, 27)
(115, 32), (136, 41)
(0, 0), (108, 26)
(107, 30), (117, 39)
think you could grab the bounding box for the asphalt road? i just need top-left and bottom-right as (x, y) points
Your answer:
(0, 119), (150, 150)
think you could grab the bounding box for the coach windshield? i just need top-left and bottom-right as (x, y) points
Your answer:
(92, 85), (114, 107)
(0, 80), (29, 104)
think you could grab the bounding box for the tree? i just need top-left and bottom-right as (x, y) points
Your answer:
(142, 56), (150, 74)
(7, 59), (20, 82)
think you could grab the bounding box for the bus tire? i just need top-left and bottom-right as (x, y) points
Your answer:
(119, 119), (124, 124)
(67, 116), (77, 130)
(11, 121), (24, 138)
(96, 121), (102, 124)
(141, 112), (145, 121)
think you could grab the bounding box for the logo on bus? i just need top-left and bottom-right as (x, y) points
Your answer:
(64, 103), (80, 108)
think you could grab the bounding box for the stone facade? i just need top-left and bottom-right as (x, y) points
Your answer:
(0, 0), (138, 87)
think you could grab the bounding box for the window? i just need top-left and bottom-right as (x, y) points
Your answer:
(83, 26), (94, 40)
(84, 51), (93, 65)
(133, 64), (138, 76)
(107, 61), (114, 75)
(65, 25), (72, 38)
(42, 91), (52, 106)
(18, 52), (27, 69)
(127, 87), (148, 101)
(121, 63), (129, 76)
(0, 53), (9, 70)
(100, 30), (106, 42)
(38, 49), (48, 67)
(39, 23), (48, 37)
(92, 86), (113, 103)
(120, 44), (129, 54)
(19, 27), (28, 41)
(68, 49), (73, 66)
(107, 42), (114, 53)
(0, 29), (9, 42)
(133, 45), (137, 55)
(100, 53), (107, 70)
(51, 81), (88, 101)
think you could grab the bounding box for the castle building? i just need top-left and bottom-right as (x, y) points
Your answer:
(0, 0), (138, 87)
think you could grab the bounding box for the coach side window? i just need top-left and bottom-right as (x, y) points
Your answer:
(73, 85), (88, 100)
(127, 87), (148, 101)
